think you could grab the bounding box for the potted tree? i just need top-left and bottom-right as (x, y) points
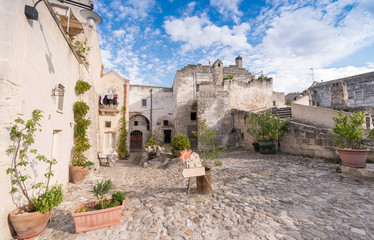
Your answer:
(247, 111), (289, 154)
(118, 106), (128, 159)
(72, 80), (93, 183)
(332, 111), (374, 168)
(72, 179), (126, 233)
(6, 110), (63, 239)
(192, 120), (225, 194)
(171, 134), (191, 157)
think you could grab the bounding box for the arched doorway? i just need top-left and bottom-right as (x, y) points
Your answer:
(130, 130), (143, 151)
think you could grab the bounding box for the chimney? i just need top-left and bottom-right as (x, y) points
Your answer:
(235, 56), (242, 68)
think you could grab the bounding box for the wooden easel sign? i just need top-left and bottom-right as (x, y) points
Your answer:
(180, 150), (214, 196)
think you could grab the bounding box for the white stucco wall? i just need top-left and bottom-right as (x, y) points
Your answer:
(129, 85), (174, 147)
(99, 71), (129, 154)
(0, 0), (101, 238)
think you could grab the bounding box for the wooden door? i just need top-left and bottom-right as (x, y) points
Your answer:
(130, 130), (143, 151)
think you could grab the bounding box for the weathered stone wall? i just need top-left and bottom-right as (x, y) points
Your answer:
(331, 81), (350, 109)
(197, 83), (232, 147)
(272, 91), (286, 107)
(311, 71), (374, 108)
(292, 103), (351, 129)
(232, 109), (374, 161)
(173, 58), (273, 147)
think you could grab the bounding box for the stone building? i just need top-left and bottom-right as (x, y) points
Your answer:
(0, 0), (102, 238)
(99, 71), (130, 154)
(308, 71), (374, 109)
(172, 56), (281, 147)
(128, 85), (174, 150)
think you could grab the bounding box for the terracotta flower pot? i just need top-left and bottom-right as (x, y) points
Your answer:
(337, 148), (369, 168)
(197, 168), (212, 194)
(71, 166), (89, 184)
(9, 209), (52, 239)
(72, 199), (124, 233)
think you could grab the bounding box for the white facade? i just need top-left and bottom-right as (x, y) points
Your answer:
(128, 85), (174, 150)
(0, 1), (101, 238)
(99, 71), (130, 154)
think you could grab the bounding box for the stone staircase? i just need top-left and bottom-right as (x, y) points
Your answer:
(272, 107), (292, 120)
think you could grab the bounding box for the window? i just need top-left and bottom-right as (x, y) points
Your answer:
(163, 120), (168, 126)
(105, 121), (111, 128)
(141, 99), (147, 107)
(134, 121), (138, 126)
(355, 90), (363, 100)
(191, 112), (197, 120)
(55, 84), (65, 112)
(273, 101), (276, 106)
(104, 132), (115, 148)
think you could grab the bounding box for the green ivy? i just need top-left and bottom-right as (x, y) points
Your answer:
(72, 82), (92, 167)
(118, 107), (128, 155)
(75, 80), (91, 95)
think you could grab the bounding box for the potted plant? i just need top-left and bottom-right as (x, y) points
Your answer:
(72, 81), (93, 183)
(247, 111), (289, 154)
(171, 134), (191, 157)
(118, 106), (128, 159)
(72, 179), (126, 233)
(332, 111), (374, 168)
(6, 110), (63, 239)
(192, 120), (225, 194)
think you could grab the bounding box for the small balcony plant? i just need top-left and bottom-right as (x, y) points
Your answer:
(6, 110), (63, 239)
(72, 179), (126, 233)
(332, 111), (374, 168)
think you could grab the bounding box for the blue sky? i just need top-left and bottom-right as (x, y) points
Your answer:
(93, 0), (374, 93)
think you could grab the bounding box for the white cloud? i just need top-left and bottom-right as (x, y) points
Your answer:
(112, 29), (126, 39)
(210, 0), (243, 23)
(246, 1), (374, 93)
(164, 15), (251, 52)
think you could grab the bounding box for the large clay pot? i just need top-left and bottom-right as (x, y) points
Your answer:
(9, 209), (52, 239)
(72, 199), (124, 233)
(71, 166), (89, 184)
(337, 148), (369, 168)
(197, 168), (212, 194)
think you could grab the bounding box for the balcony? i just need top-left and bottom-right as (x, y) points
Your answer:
(99, 105), (119, 115)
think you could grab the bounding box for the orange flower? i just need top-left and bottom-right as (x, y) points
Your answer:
(179, 149), (192, 164)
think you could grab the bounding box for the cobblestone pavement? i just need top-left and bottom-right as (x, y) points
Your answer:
(32, 148), (374, 240)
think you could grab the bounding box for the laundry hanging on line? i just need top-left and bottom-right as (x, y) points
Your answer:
(99, 93), (118, 106)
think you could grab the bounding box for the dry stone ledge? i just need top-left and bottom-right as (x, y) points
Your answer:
(30, 148), (374, 240)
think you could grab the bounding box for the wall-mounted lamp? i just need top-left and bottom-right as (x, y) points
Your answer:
(25, 0), (102, 27)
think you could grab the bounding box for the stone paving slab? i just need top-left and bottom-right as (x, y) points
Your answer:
(30, 148), (374, 240)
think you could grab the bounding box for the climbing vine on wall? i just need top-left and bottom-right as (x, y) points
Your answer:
(118, 106), (128, 156)
(72, 80), (93, 167)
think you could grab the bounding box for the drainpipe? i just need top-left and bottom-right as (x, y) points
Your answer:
(150, 89), (153, 138)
